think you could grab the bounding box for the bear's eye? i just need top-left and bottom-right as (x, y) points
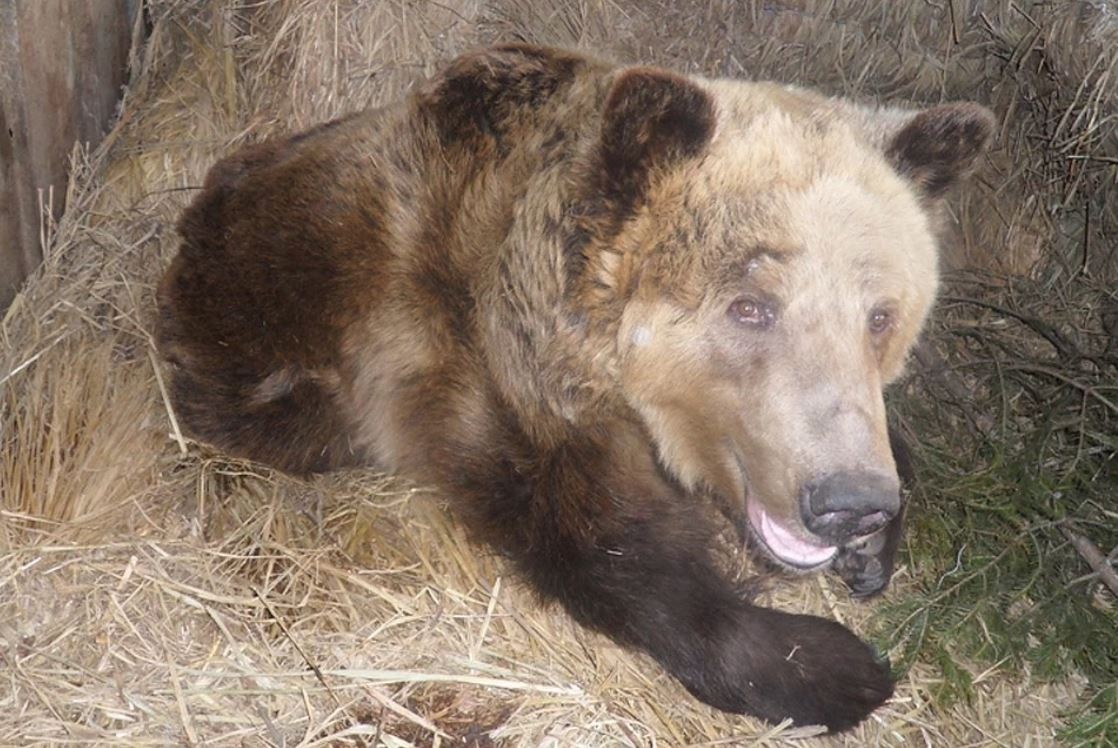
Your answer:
(728, 297), (773, 328)
(868, 307), (894, 336)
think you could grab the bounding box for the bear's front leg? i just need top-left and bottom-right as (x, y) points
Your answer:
(466, 420), (894, 732)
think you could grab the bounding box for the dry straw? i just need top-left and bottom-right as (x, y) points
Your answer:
(2, 1), (1113, 745)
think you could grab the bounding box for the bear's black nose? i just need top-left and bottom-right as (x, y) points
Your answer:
(801, 471), (900, 543)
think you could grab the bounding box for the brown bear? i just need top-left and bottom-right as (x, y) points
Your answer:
(156, 44), (993, 732)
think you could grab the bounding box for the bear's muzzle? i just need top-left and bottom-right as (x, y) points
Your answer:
(800, 469), (901, 544)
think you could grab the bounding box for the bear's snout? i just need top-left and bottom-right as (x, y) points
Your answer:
(800, 471), (900, 543)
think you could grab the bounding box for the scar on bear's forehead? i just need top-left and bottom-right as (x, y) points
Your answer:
(699, 246), (783, 290)
(743, 246), (797, 275)
(751, 245), (793, 262)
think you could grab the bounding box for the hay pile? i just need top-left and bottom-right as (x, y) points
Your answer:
(2, 0), (1114, 744)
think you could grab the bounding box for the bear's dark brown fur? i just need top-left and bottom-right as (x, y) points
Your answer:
(157, 45), (993, 731)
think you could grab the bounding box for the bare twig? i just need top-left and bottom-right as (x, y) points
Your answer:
(1059, 522), (1118, 599)
(252, 585), (342, 707)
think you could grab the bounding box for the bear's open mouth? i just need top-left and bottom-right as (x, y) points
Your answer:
(746, 499), (837, 570)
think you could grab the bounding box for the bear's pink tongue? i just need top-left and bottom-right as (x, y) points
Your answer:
(748, 500), (837, 568)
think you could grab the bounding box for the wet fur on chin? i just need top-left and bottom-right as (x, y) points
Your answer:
(156, 44), (991, 732)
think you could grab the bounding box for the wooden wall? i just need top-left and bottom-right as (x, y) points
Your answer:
(0, 0), (140, 310)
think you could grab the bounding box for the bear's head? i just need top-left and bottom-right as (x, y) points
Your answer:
(579, 69), (993, 573)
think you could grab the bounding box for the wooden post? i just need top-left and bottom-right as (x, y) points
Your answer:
(0, 0), (139, 309)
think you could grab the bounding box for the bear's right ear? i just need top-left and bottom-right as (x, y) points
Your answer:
(598, 68), (717, 206)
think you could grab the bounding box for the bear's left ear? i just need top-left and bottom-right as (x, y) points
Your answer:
(884, 102), (996, 201)
(598, 68), (717, 205)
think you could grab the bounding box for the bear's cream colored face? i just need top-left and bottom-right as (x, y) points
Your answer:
(616, 99), (938, 570)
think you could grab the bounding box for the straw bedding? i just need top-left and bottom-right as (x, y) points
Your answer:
(2, 1), (1114, 744)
